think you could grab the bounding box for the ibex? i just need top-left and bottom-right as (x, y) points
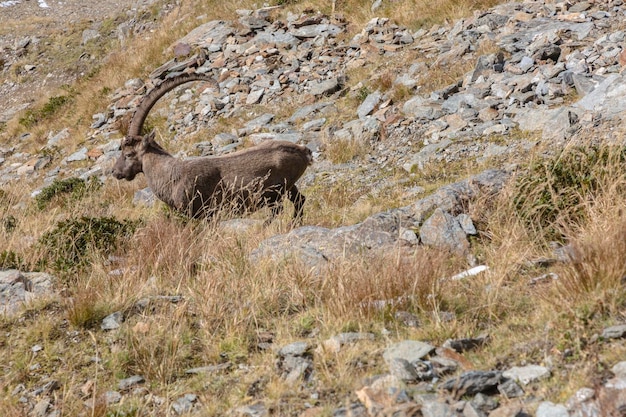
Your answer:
(112, 73), (312, 223)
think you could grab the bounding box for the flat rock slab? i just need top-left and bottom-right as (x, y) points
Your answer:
(383, 340), (435, 364)
(441, 370), (502, 398)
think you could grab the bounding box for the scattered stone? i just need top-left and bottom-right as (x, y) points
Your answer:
(276, 341), (313, 382)
(172, 394), (198, 414)
(101, 311), (124, 330)
(309, 78), (341, 96)
(502, 364), (550, 385)
(233, 401), (268, 417)
(185, 363), (232, 374)
(383, 340), (435, 365)
(133, 187), (157, 207)
(497, 378), (525, 398)
(441, 371), (502, 398)
(387, 358), (419, 382)
(442, 334), (489, 352)
(357, 90), (381, 119)
(602, 324), (626, 339)
(535, 401), (569, 417)
(66, 147), (89, 162)
(31, 399), (51, 417)
(0, 270), (55, 315)
(419, 208), (470, 255)
(321, 332), (375, 353)
(104, 390), (122, 405)
(118, 375), (144, 391)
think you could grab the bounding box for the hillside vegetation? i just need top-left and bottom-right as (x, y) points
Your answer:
(1, 0), (626, 416)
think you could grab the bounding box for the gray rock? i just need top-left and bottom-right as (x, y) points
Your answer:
(383, 340), (435, 364)
(283, 356), (312, 383)
(176, 20), (236, 48)
(419, 208), (470, 255)
(402, 96), (444, 120)
(430, 356), (459, 377)
(185, 363), (232, 374)
(46, 128), (70, 148)
(82, 29), (100, 45)
(31, 399), (50, 417)
(322, 332), (375, 353)
(575, 73), (626, 116)
(441, 371), (502, 398)
(246, 88), (264, 105)
(133, 187), (156, 207)
(602, 324), (626, 339)
(402, 139), (452, 172)
(470, 392), (498, 413)
(502, 365), (550, 385)
(289, 102), (332, 122)
(497, 378), (524, 398)
(101, 311), (124, 331)
(243, 113), (275, 133)
(309, 78), (341, 96)
(302, 118), (326, 131)
(290, 24), (342, 39)
(212, 132), (238, 147)
(0, 270), (55, 315)
(332, 403), (368, 417)
(118, 375), (144, 391)
(278, 341), (310, 357)
(535, 401), (569, 417)
(387, 358), (418, 382)
(172, 394), (197, 414)
(612, 361), (626, 378)
(248, 132), (302, 144)
(420, 399), (456, 417)
(357, 90), (381, 119)
(66, 147), (89, 162)
(442, 334), (488, 352)
(104, 390), (122, 405)
(233, 402), (268, 417)
(457, 214), (477, 235)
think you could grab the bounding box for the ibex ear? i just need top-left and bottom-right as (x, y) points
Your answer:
(140, 130), (156, 151)
(145, 130), (156, 143)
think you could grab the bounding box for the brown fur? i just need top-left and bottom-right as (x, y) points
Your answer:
(112, 132), (312, 222)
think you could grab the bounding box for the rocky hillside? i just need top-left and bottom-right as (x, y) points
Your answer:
(2, 0), (626, 416)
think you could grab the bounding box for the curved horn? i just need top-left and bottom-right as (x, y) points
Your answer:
(127, 72), (220, 137)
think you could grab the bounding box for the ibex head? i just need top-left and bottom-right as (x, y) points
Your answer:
(111, 133), (152, 181)
(111, 73), (219, 181)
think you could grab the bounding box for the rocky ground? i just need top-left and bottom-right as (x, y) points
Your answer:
(2, 0), (626, 416)
(0, 0), (170, 122)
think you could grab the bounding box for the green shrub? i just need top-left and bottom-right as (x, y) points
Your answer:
(513, 146), (626, 239)
(0, 250), (25, 270)
(38, 216), (140, 273)
(19, 95), (72, 128)
(3, 215), (17, 233)
(35, 177), (101, 210)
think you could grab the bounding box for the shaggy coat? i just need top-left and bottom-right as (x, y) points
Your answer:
(112, 132), (312, 221)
